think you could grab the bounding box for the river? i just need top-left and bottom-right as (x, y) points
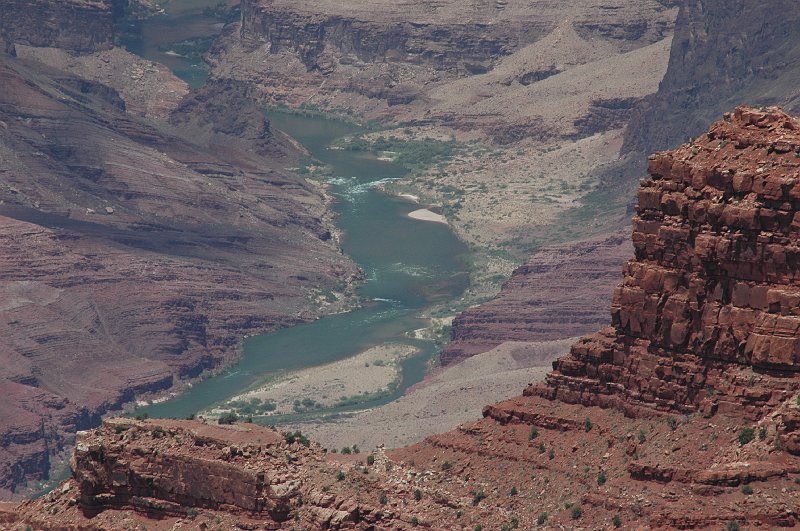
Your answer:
(134, 3), (470, 422)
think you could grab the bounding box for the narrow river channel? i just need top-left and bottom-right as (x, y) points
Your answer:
(135, 2), (470, 422)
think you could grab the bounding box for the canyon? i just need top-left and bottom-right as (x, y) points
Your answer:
(0, 0), (359, 499)
(5, 106), (800, 529)
(3, 0), (800, 527)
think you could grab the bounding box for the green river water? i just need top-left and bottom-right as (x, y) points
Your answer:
(134, 3), (471, 422)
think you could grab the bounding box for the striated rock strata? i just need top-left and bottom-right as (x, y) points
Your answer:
(533, 107), (800, 421)
(442, 232), (632, 365)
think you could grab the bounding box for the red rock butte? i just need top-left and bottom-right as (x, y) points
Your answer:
(6, 106), (800, 529)
(532, 106), (800, 427)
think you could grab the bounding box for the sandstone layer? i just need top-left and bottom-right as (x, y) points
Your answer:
(533, 107), (800, 420)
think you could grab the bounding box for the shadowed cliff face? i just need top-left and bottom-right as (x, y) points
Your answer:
(624, 0), (800, 155)
(211, 0), (677, 130)
(0, 0), (118, 53)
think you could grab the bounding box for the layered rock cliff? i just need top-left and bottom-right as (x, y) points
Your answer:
(534, 107), (800, 421)
(210, 0), (676, 132)
(442, 232), (632, 365)
(0, 0), (119, 53)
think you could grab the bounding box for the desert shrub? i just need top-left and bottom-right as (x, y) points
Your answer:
(738, 427), (755, 445)
(218, 412), (238, 425)
(282, 431), (310, 447)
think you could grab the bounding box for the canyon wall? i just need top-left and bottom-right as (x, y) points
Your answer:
(0, 0), (118, 53)
(0, 2), (360, 497)
(624, 0), (800, 156)
(442, 232), (632, 365)
(211, 0), (676, 129)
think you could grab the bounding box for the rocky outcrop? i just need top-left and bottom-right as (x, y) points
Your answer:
(168, 78), (288, 158)
(0, 0), (116, 53)
(532, 107), (800, 418)
(441, 232), (632, 365)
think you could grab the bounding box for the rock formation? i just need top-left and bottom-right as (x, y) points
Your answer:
(534, 107), (800, 420)
(0, 0), (119, 54)
(7, 107), (800, 529)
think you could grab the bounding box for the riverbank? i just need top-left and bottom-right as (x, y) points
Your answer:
(285, 338), (573, 450)
(207, 343), (417, 419)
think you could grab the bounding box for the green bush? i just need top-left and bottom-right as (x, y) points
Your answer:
(336, 470), (345, 481)
(367, 454), (375, 466)
(218, 412), (238, 425)
(571, 506), (583, 519)
(742, 484), (753, 495)
(282, 431), (310, 447)
(738, 427), (755, 445)
(441, 461), (452, 471)
(379, 491), (388, 504)
(597, 471), (607, 486)
(414, 489), (422, 501)
(529, 426), (539, 440)
(612, 515), (622, 528)
(584, 418), (593, 432)
(537, 512), (548, 526)
(471, 490), (486, 506)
